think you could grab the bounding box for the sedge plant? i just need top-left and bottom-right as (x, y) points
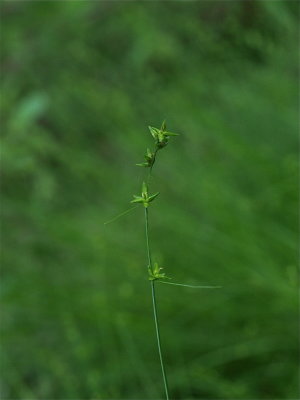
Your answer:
(105, 122), (220, 398)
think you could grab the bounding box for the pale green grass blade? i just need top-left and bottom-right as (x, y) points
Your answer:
(158, 281), (222, 289)
(104, 205), (139, 225)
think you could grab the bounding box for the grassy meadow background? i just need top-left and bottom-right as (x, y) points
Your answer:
(1, 1), (299, 399)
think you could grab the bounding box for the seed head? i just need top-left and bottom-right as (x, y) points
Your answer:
(148, 121), (180, 149)
(131, 181), (159, 208)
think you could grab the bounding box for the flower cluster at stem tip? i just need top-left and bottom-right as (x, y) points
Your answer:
(149, 120), (179, 149)
(132, 121), (180, 208)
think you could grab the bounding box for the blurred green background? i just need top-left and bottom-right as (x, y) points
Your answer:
(1, 1), (299, 399)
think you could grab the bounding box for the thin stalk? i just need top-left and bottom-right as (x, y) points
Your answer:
(151, 280), (169, 400)
(144, 207), (169, 399)
(144, 208), (152, 272)
(148, 148), (159, 180)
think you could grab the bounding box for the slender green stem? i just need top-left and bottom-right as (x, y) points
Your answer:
(144, 208), (152, 271)
(148, 148), (159, 180)
(144, 207), (169, 399)
(151, 280), (169, 400)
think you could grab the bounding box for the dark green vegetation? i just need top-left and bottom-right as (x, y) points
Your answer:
(1, 1), (298, 399)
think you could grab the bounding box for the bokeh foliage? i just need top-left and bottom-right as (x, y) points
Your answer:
(1, 1), (298, 399)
